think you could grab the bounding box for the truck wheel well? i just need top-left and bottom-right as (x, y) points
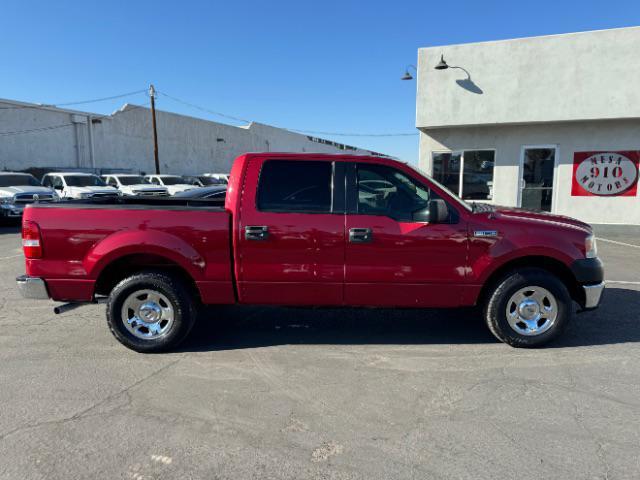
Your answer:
(94, 254), (200, 301)
(476, 256), (583, 307)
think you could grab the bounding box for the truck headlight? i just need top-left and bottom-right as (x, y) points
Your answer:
(585, 235), (598, 258)
(0, 198), (10, 205)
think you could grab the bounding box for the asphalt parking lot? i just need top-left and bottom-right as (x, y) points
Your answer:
(0, 223), (639, 480)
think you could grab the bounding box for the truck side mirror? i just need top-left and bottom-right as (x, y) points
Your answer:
(413, 199), (449, 223)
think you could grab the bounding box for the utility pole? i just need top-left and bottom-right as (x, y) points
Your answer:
(149, 84), (160, 174)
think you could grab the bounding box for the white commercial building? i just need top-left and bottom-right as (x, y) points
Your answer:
(416, 26), (640, 225)
(0, 99), (382, 176)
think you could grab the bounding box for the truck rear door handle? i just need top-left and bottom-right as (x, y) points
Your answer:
(245, 225), (269, 241)
(349, 227), (372, 243)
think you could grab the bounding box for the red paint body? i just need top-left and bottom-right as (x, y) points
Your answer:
(22, 153), (593, 307)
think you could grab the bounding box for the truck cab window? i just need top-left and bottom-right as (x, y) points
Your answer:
(356, 164), (430, 221)
(257, 160), (332, 213)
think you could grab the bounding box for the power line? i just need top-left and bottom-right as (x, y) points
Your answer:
(158, 91), (251, 124)
(158, 90), (418, 137)
(290, 129), (418, 137)
(0, 102), (151, 136)
(0, 123), (74, 136)
(0, 89), (147, 110)
(1, 88), (419, 138)
(56, 89), (147, 106)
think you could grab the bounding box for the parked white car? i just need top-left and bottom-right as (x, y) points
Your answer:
(202, 173), (230, 185)
(0, 172), (58, 218)
(144, 175), (196, 195)
(41, 172), (121, 200)
(102, 174), (169, 196)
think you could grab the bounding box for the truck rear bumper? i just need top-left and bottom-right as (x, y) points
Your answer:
(16, 275), (50, 299)
(582, 281), (605, 309)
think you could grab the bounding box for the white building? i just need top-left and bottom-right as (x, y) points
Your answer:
(0, 99), (383, 176)
(416, 26), (640, 225)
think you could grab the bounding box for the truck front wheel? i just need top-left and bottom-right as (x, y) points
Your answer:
(484, 268), (572, 347)
(106, 271), (197, 353)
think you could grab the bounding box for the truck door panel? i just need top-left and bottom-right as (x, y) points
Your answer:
(344, 163), (468, 307)
(236, 158), (345, 305)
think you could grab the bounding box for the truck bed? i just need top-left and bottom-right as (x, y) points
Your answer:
(36, 195), (226, 210)
(23, 199), (234, 304)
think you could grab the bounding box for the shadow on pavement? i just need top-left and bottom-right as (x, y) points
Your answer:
(180, 287), (640, 352)
(550, 287), (640, 348)
(0, 221), (21, 234)
(181, 305), (496, 352)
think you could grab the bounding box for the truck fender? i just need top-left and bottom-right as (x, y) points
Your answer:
(84, 229), (206, 281)
(472, 246), (575, 286)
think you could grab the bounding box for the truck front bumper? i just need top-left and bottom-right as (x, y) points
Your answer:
(16, 275), (50, 300)
(570, 257), (605, 310)
(582, 281), (605, 309)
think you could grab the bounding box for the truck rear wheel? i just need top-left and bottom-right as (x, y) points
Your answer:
(106, 271), (197, 352)
(484, 268), (572, 347)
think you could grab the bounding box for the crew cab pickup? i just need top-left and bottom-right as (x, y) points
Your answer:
(17, 153), (604, 352)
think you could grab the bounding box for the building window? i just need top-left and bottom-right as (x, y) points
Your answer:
(432, 150), (495, 200)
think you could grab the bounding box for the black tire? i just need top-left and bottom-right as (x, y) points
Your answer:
(484, 268), (572, 347)
(106, 271), (197, 353)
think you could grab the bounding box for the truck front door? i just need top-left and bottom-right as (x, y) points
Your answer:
(344, 162), (469, 307)
(236, 158), (345, 305)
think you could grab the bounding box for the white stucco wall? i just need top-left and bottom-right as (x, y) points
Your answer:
(416, 27), (640, 128)
(0, 99), (379, 175)
(419, 119), (640, 225)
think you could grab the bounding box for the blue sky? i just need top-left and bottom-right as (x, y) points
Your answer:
(2, 0), (639, 162)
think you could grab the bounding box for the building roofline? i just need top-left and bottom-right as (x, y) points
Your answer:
(1, 97), (385, 157)
(418, 116), (640, 131)
(0, 97), (103, 117)
(418, 25), (640, 51)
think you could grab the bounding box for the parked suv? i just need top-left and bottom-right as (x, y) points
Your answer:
(144, 174), (196, 195)
(0, 172), (57, 218)
(41, 172), (121, 199)
(102, 174), (169, 196)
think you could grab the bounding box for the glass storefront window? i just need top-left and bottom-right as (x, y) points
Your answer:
(432, 150), (495, 200)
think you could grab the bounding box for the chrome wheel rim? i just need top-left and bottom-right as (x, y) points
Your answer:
(506, 286), (558, 336)
(121, 289), (175, 340)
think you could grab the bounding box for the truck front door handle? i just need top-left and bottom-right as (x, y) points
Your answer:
(349, 227), (372, 243)
(245, 225), (269, 241)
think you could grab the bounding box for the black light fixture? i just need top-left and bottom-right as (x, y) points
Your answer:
(434, 54), (449, 70)
(401, 64), (417, 81)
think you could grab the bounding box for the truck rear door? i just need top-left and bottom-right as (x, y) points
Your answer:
(235, 158), (345, 305)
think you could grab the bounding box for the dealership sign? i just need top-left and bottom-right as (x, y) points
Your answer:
(572, 151), (639, 196)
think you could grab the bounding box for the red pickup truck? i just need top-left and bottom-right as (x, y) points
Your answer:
(17, 153), (604, 352)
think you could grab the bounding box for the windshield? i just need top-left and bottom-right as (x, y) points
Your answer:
(0, 174), (40, 187)
(65, 175), (107, 187)
(118, 176), (150, 186)
(159, 176), (187, 186)
(404, 162), (473, 212)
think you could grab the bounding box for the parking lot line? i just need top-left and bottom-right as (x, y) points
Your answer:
(597, 237), (640, 249)
(0, 254), (22, 260)
(606, 280), (640, 285)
